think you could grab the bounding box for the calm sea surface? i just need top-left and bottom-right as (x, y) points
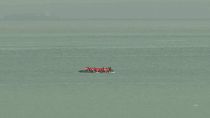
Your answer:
(0, 19), (210, 118)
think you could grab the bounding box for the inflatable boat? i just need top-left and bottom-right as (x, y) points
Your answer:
(79, 67), (114, 73)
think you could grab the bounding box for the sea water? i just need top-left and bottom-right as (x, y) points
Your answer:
(0, 19), (210, 118)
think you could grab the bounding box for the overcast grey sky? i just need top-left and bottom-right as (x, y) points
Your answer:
(0, 0), (209, 19)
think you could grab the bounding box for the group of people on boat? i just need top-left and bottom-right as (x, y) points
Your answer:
(83, 67), (113, 73)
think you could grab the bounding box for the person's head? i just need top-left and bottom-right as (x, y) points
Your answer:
(84, 67), (89, 70)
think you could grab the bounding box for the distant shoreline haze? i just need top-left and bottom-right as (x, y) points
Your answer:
(0, 1), (210, 20)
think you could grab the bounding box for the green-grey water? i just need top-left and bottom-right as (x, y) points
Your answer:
(0, 19), (210, 118)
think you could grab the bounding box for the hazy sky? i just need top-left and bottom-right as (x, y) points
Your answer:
(0, 0), (209, 19)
